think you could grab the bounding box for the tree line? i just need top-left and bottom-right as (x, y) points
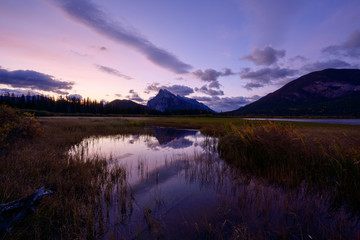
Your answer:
(0, 93), (215, 115)
(0, 93), (105, 114)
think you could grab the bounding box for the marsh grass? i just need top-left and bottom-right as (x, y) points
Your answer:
(180, 142), (360, 240)
(218, 121), (360, 218)
(0, 117), (149, 239)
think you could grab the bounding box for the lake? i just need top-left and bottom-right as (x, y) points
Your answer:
(69, 127), (360, 239)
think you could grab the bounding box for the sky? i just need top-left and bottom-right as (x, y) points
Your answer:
(0, 0), (359, 112)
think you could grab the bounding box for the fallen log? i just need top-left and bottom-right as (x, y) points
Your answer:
(0, 187), (53, 236)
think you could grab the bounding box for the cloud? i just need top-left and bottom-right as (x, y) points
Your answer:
(165, 85), (194, 96)
(302, 59), (352, 72)
(195, 85), (224, 96)
(290, 55), (307, 63)
(51, 0), (192, 74)
(70, 50), (88, 57)
(95, 64), (133, 80)
(145, 83), (194, 96)
(243, 83), (264, 90)
(242, 46), (285, 66)
(66, 94), (83, 101)
(144, 83), (161, 94)
(99, 46), (107, 51)
(194, 95), (260, 112)
(0, 88), (40, 96)
(191, 68), (233, 92)
(0, 68), (73, 94)
(192, 96), (214, 102)
(322, 29), (360, 57)
(208, 81), (220, 89)
(240, 67), (297, 90)
(192, 68), (234, 82)
(115, 93), (122, 98)
(126, 89), (144, 102)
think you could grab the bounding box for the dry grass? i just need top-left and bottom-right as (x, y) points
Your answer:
(218, 121), (360, 218)
(0, 117), (148, 239)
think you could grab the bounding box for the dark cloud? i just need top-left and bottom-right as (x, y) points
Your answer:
(126, 89), (144, 102)
(302, 59), (352, 72)
(52, 0), (192, 74)
(144, 83), (161, 94)
(322, 29), (360, 57)
(145, 83), (193, 96)
(240, 67), (297, 90)
(0, 68), (73, 94)
(115, 93), (122, 98)
(95, 64), (133, 80)
(192, 68), (234, 82)
(192, 96), (214, 102)
(242, 46), (285, 66)
(166, 85), (194, 96)
(195, 85), (224, 96)
(243, 82), (264, 90)
(192, 68), (234, 92)
(99, 46), (107, 51)
(194, 95), (260, 112)
(208, 81), (220, 89)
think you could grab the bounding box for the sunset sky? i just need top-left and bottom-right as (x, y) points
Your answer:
(1, 0), (359, 111)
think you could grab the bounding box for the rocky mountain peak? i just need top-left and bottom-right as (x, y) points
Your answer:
(147, 89), (214, 113)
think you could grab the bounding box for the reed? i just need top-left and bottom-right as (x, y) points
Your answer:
(0, 115), (147, 239)
(218, 121), (360, 215)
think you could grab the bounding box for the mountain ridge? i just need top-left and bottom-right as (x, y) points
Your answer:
(229, 68), (360, 116)
(104, 99), (148, 114)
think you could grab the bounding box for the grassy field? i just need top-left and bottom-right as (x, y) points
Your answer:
(1, 113), (360, 239)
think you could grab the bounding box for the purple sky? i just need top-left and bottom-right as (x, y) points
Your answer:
(0, 0), (359, 111)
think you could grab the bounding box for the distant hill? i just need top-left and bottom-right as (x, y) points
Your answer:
(147, 89), (214, 114)
(105, 99), (148, 114)
(230, 69), (360, 116)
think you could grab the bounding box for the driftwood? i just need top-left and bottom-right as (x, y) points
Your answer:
(0, 187), (52, 236)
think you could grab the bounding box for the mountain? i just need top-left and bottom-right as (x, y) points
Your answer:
(147, 89), (214, 113)
(105, 99), (148, 114)
(230, 69), (360, 116)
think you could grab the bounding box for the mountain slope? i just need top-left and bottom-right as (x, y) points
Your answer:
(147, 89), (214, 113)
(231, 69), (360, 116)
(105, 99), (148, 114)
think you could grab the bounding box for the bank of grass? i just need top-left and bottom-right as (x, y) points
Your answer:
(217, 121), (360, 216)
(145, 116), (360, 142)
(0, 116), (148, 239)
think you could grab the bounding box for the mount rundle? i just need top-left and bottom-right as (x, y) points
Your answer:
(147, 89), (214, 113)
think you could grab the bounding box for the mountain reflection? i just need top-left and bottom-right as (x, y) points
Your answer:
(148, 127), (198, 149)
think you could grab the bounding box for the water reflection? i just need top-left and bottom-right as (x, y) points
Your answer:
(69, 127), (360, 239)
(69, 127), (210, 186)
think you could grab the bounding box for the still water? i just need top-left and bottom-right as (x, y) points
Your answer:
(69, 127), (360, 239)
